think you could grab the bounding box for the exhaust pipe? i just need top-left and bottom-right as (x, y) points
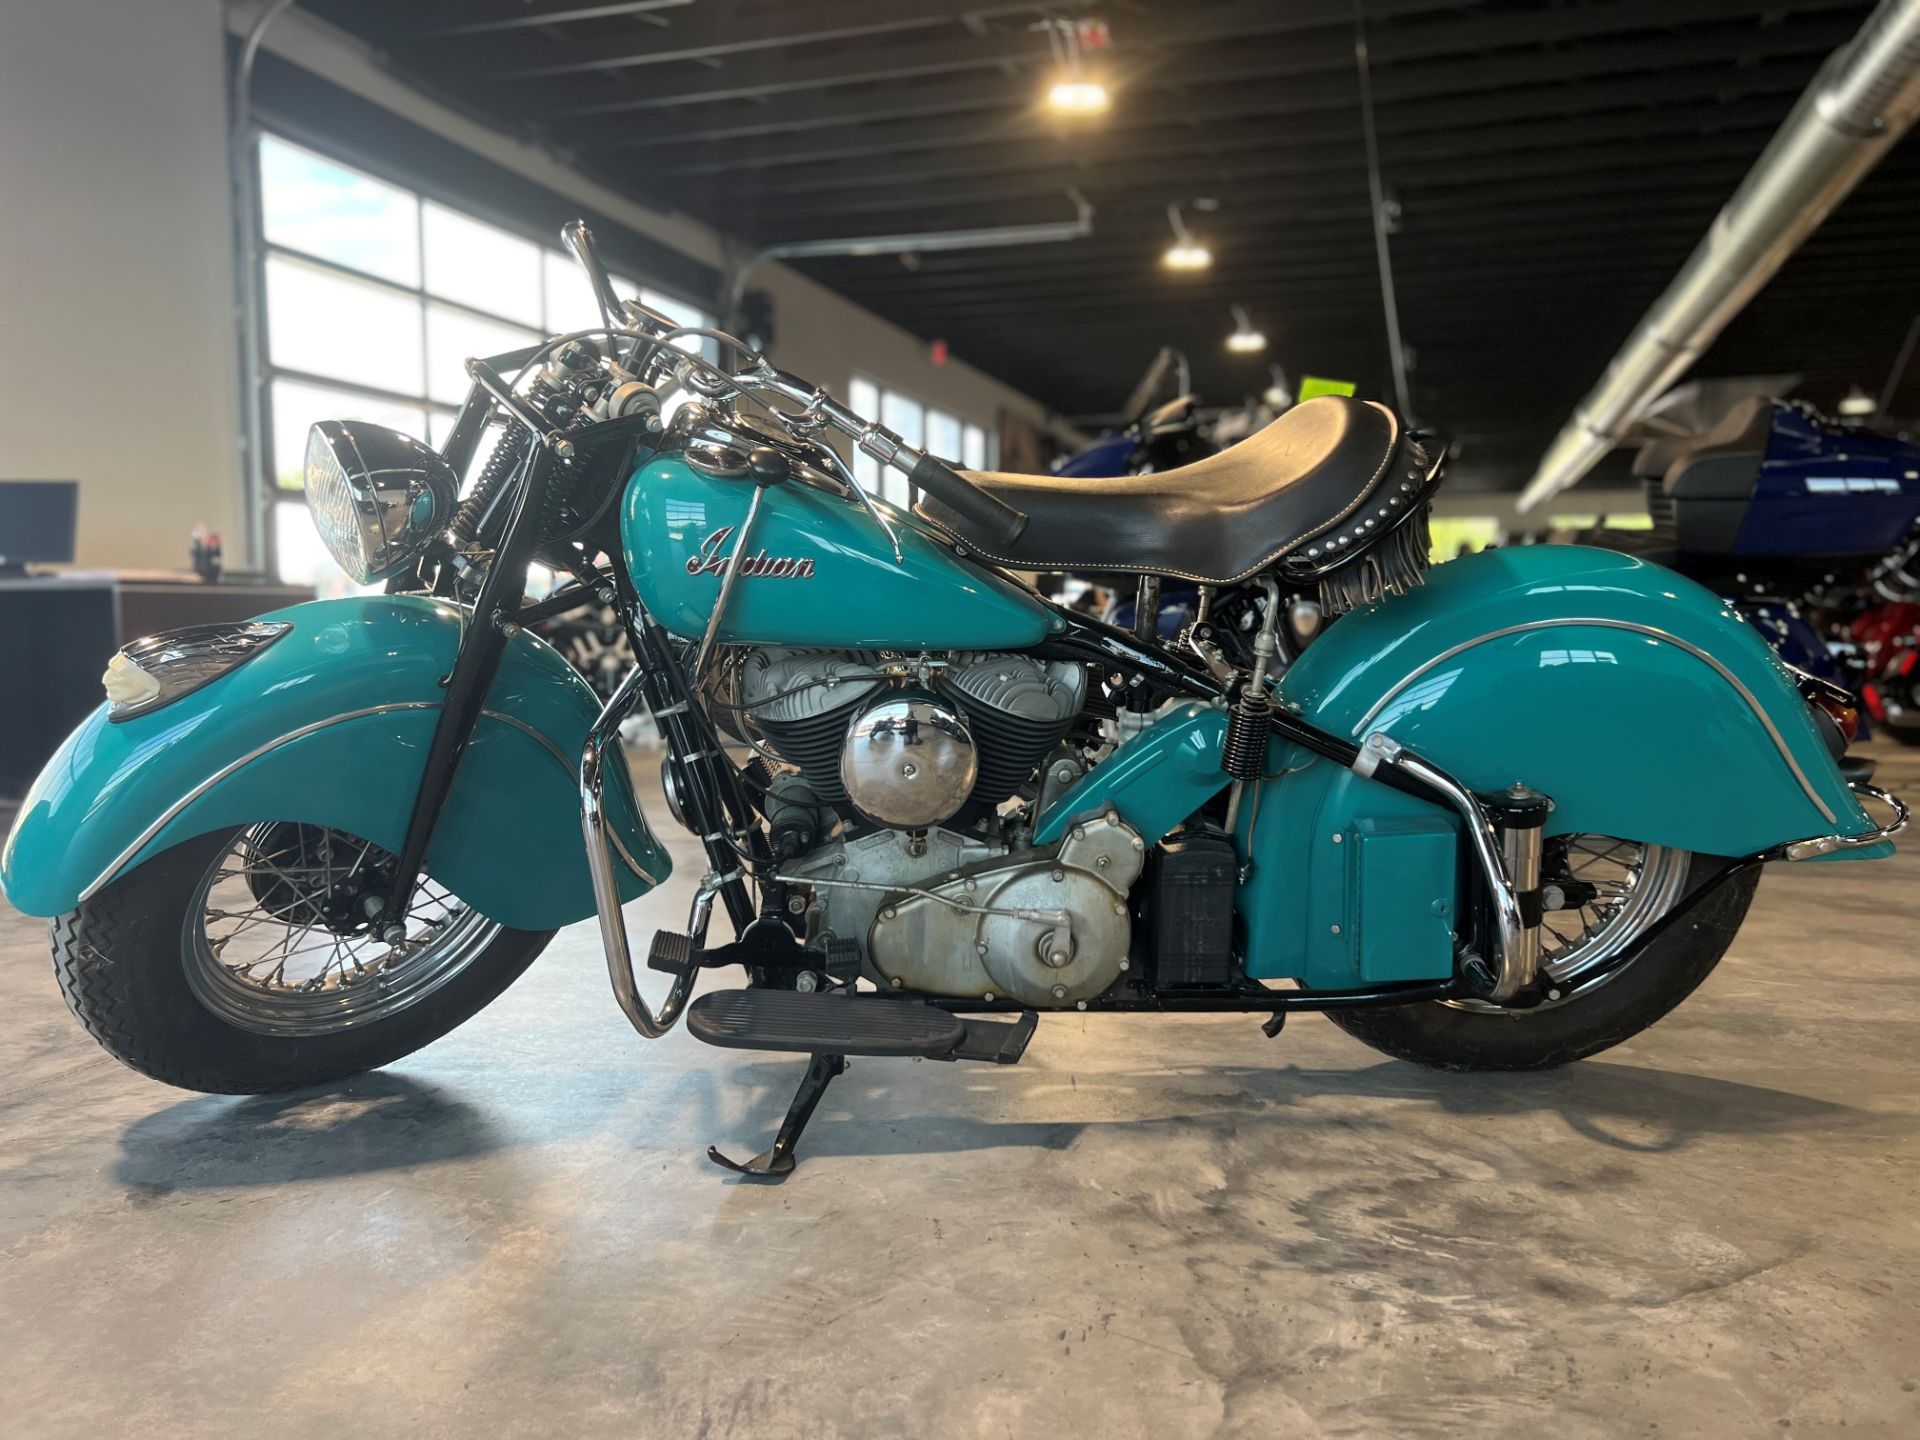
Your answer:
(1517, 0), (1920, 513)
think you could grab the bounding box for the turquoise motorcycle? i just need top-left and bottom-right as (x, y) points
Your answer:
(2, 225), (1906, 1179)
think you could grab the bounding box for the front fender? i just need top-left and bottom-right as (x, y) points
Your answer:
(0, 596), (667, 929)
(1276, 545), (1882, 856)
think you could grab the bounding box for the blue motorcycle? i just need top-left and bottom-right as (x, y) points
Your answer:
(1621, 395), (1920, 721)
(1, 225), (1903, 1178)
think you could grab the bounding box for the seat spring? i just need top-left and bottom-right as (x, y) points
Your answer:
(1221, 684), (1274, 783)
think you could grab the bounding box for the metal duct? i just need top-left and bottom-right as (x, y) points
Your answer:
(1517, 0), (1920, 513)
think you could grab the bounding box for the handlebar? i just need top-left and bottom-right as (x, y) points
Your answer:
(553, 219), (1030, 547)
(744, 366), (1028, 546)
(560, 220), (626, 330)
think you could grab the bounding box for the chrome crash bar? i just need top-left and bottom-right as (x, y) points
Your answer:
(1780, 782), (1910, 860)
(1354, 732), (1546, 1005)
(580, 665), (696, 1039)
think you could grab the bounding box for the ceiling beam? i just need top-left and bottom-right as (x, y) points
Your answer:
(551, 6), (1855, 150)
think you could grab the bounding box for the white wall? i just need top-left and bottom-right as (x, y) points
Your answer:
(0, 0), (242, 570)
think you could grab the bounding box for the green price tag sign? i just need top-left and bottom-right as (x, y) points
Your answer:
(1298, 375), (1357, 401)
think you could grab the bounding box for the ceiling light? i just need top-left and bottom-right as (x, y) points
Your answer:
(1047, 79), (1111, 115)
(1038, 18), (1111, 118)
(1227, 305), (1266, 353)
(1838, 384), (1876, 416)
(1163, 203), (1212, 271)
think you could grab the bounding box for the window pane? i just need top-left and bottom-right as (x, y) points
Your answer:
(269, 378), (428, 492)
(849, 377), (881, 492)
(429, 411), (512, 491)
(260, 135), (419, 286)
(426, 304), (540, 405)
(266, 255), (424, 395)
(881, 390), (925, 450)
(274, 500), (385, 598)
(544, 249), (619, 336)
(927, 409), (963, 464)
(641, 287), (717, 362)
(423, 202), (542, 326)
(962, 423), (987, 470)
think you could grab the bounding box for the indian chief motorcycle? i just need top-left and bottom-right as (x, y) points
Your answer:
(1, 226), (1906, 1179)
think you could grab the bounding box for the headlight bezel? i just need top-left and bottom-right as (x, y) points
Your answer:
(303, 420), (458, 585)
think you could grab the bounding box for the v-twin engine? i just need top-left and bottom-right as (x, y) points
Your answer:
(734, 647), (1086, 830)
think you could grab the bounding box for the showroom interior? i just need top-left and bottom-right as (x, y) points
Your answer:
(3, 0), (1920, 1435)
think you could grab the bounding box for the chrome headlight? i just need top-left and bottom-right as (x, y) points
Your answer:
(103, 621), (292, 722)
(303, 420), (458, 585)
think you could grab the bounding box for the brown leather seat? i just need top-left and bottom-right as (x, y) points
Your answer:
(915, 396), (1414, 584)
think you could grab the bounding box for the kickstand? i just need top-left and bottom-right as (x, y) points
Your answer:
(708, 1052), (847, 1181)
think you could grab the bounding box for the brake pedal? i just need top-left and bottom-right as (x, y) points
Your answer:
(646, 929), (699, 976)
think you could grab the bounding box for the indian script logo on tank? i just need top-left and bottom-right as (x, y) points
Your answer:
(684, 526), (816, 580)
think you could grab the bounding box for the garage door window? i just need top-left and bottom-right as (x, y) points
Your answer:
(256, 133), (715, 587)
(848, 374), (992, 511)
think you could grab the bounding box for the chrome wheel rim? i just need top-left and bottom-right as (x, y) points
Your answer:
(183, 823), (500, 1037)
(1445, 835), (1689, 1013)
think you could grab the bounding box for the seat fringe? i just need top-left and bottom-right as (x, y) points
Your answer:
(1317, 503), (1433, 616)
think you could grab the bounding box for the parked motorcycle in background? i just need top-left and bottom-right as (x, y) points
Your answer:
(1605, 392), (1920, 750)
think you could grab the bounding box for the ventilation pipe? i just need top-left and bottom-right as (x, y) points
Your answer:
(1517, 0), (1920, 513)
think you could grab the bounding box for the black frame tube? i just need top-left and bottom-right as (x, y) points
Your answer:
(381, 443), (554, 919)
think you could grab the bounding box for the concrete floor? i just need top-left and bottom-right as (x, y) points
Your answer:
(3, 746), (1919, 1440)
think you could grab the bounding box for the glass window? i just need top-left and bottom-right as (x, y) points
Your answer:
(542, 249), (639, 336)
(849, 375), (993, 500)
(423, 201), (543, 326)
(259, 136), (420, 286)
(927, 409), (963, 465)
(425, 304), (540, 405)
(849, 376), (882, 493)
(265, 255), (424, 395)
(258, 131), (723, 589)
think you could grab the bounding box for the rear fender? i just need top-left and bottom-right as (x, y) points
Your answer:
(0, 596), (666, 929)
(1273, 545), (1881, 856)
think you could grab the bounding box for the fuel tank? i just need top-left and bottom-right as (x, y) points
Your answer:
(619, 454), (1055, 649)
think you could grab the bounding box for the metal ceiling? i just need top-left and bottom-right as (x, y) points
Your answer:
(299, 0), (1920, 489)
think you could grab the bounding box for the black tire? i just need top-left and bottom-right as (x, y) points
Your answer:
(1886, 726), (1920, 747)
(49, 828), (554, 1095)
(1325, 855), (1759, 1071)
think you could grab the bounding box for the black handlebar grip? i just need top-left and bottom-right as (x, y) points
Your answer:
(909, 453), (1027, 549)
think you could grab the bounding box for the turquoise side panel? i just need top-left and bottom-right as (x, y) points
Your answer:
(1276, 545), (1880, 857)
(0, 596), (664, 929)
(1235, 754), (1462, 985)
(1350, 817), (1458, 983)
(620, 456), (1055, 648)
(1033, 704), (1231, 845)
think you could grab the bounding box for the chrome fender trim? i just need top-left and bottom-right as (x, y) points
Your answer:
(76, 701), (656, 903)
(1348, 616), (1838, 825)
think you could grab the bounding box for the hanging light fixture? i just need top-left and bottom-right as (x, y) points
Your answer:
(1226, 304), (1266, 353)
(1040, 18), (1112, 116)
(1163, 203), (1212, 271)
(1838, 384), (1877, 417)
